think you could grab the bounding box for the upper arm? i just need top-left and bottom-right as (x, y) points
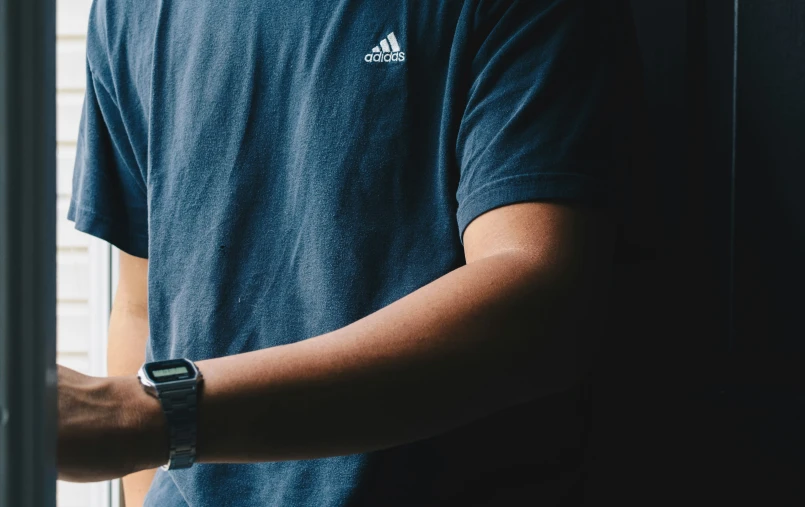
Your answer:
(455, 0), (638, 245)
(463, 202), (614, 278)
(463, 202), (615, 385)
(114, 250), (149, 319)
(108, 250), (149, 377)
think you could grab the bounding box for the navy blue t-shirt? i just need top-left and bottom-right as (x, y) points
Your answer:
(68, 0), (641, 505)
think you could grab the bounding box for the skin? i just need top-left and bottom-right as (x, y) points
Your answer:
(106, 252), (156, 506)
(57, 201), (614, 484)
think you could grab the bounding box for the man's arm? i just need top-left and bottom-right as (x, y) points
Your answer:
(107, 251), (155, 507)
(57, 202), (613, 479)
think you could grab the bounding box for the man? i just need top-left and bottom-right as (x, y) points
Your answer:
(58, 0), (644, 505)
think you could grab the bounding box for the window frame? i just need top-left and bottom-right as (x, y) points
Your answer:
(84, 239), (118, 507)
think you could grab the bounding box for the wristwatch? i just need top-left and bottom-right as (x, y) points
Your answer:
(137, 358), (204, 470)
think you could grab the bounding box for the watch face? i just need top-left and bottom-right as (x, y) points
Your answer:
(144, 359), (195, 384)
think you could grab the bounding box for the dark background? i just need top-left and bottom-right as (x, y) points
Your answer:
(585, 1), (805, 505)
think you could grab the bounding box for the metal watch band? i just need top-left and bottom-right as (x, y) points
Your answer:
(157, 383), (200, 470)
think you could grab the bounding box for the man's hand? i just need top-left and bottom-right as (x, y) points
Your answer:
(57, 365), (167, 483)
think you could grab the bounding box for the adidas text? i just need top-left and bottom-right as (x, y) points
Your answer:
(364, 32), (405, 63)
(364, 51), (406, 63)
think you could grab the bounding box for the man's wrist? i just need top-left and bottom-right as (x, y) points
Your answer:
(114, 375), (170, 471)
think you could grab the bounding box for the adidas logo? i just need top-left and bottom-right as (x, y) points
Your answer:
(364, 32), (406, 63)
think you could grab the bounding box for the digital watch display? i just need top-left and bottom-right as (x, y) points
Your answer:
(143, 359), (194, 383)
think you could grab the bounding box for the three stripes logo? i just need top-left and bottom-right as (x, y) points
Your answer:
(364, 32), (406, 63)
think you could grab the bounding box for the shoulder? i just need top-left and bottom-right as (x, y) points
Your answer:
(469, 0), (629, 33)
(86, 0), (159, 89)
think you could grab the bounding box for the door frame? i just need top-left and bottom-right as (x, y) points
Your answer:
(0, 0), (58, 506)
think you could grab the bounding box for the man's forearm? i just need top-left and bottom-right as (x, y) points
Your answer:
(128, 249), (599, 469)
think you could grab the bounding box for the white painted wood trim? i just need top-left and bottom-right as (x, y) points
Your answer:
(110, 478), (122, 507)
(110, 246), (122, 507)
(111, 246), (120, 302)
(87, 237), (112, 507)
(87, 237), (110, 377)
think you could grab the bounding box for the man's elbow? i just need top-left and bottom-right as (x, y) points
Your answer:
(505, 285), (600, 403)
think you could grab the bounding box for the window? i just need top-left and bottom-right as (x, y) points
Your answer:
(55, 1), (120, 505)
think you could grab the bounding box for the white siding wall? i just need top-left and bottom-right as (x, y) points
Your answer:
(56, 1), (116, 506)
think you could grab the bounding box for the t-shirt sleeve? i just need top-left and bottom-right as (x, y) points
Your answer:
(455, 0), (632, 242)
(67, 62), (149, 258)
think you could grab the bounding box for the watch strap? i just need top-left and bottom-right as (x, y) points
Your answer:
(157, 383), (200, 470)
